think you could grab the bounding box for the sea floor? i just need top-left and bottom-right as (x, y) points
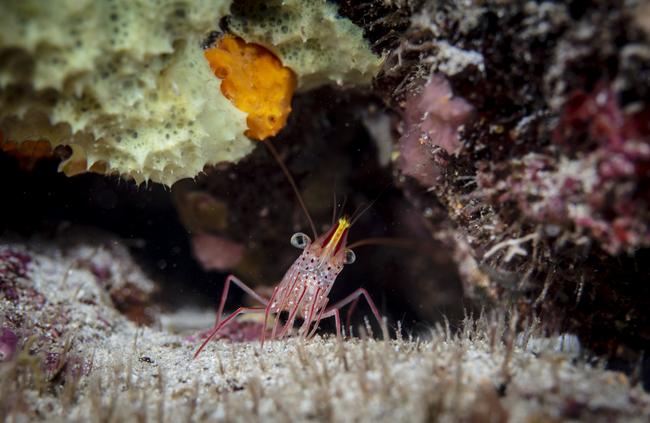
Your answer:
(1, 233), (649, 422)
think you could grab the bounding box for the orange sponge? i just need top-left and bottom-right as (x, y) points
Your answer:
(204, 35), (296, 141)
(0, 131), (53, 170)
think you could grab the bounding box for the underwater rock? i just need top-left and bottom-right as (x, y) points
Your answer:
(0, 228), (156, 361)
(370, 1), (650, 355)
(192, 233), (245, 271)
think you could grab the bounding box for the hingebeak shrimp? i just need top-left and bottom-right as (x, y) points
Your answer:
(193, 142), (386, 358)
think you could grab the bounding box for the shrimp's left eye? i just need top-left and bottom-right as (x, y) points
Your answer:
(291, 232), (311, 249)
(344, 249), (356, 264)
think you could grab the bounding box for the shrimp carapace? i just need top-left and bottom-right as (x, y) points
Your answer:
(204, 35), (297, 140)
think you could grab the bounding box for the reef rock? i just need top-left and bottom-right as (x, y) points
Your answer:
(368, 0), (650, 356)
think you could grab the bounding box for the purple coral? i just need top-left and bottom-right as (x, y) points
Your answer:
(398, 74), (473, 186)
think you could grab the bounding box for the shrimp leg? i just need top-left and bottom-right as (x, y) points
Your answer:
(324, 288), (387, 339)
(215, 275), (269, 327)
(307, 299), (329, 339)
(260, 287), (279, 347)
(271, 273), (301, 339)
(299, 287), (322, 337)
(344, 296), (361, 335)
(193, 307), (265, 359)
(318, 308), (342, 338)
(278, 285), (308, 339)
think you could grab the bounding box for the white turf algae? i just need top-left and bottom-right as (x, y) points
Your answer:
(1, 233), (649, 422)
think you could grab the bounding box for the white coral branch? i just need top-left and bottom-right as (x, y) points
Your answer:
(483, 233), (539, 262)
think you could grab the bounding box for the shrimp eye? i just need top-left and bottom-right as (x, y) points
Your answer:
(344, 249), (356, 264)
(290, 232), (311, 249)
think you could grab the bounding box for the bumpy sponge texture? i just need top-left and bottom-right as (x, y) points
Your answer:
(0, 0), (251, 185)
(228, 0), (381, 90)
(204, 35), (297, 141)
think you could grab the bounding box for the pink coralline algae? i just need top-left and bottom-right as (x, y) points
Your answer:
(553, 84), (649, 153)
(0, 327), (18, 362)
(1, 248), (31, 301)
(0, 248), (30, 280)
(42, 350), (92, 378)
(398, 74), (473, 186)
(478, 83), (650, 254)
(551, 84), (650, 253)
(192, 233), (245, 271)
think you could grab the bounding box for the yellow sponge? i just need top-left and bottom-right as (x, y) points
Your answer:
(0, 0), (251, 185)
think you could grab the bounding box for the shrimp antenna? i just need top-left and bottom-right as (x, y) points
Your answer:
(340, 194), (348, 220)
(346, 237), (418, 250)
(264, 140), (318, 239)
(350, 187), (386, 226)
(349, 202), (367, 224)
(331, 189), (337, 226)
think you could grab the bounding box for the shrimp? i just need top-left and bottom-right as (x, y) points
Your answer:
(193, 142), (386, 358)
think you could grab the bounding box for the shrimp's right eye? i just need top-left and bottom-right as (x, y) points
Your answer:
(290, 232), (311, 249)
(344, 249), (356, 264)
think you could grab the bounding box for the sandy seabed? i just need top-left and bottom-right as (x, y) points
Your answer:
(1, 235), (649, 422)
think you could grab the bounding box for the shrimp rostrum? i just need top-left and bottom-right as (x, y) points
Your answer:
(194, 144), (385, 359)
